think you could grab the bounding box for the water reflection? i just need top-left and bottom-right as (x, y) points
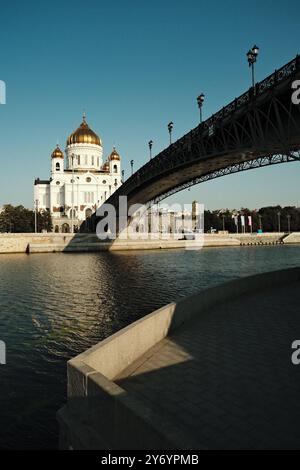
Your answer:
(0, 245), (300, 449)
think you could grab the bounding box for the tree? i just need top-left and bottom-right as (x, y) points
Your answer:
(0, 205), (52, 233)
(36, 209), (52, 232)
(203, 205), (300, 233)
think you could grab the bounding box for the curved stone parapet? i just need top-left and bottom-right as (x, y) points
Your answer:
(58, 266), (300, 450)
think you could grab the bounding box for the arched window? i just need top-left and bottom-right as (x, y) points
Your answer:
(62, 223), (70, 233)
(56, 162), (60, 171)
(85, 208), (92, 218)
(113, 164), (118, 173)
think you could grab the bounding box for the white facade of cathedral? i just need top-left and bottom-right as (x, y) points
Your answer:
(34, 115), (122, 232)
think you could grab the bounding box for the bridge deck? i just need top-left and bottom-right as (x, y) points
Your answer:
(116, 280), (300, 449)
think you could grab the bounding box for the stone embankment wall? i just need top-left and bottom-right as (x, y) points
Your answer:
(0, 232), (299, 254)
(0, 233), (82, 253)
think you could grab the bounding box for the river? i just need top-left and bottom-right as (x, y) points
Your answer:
(1, 245), (300, 449)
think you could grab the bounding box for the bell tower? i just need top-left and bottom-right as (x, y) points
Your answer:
(109, 147), (121, 175)
(51, 145), (64, 175)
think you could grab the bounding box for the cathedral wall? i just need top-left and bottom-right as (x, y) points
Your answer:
(65, 143), (103, 171)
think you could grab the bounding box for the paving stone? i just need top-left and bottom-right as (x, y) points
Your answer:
(116, 280), (300, 449)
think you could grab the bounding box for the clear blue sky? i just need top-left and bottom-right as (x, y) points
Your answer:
(0, 0), (299, 210)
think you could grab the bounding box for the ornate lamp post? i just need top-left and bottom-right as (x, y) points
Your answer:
(148, 140), (153, 160)
(197, 93), (205, 123)
(130, 159), (134, 175)
(222, 214), (226, 231)
(71, 153), (75, 234)
(287, 214), (291, 233)
(34, 199), (39, 233)
(246, 45), (259, 89)
(167, 121), (173, 145)
(277, 211), (281, 233)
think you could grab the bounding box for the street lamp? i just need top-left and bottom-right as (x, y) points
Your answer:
(34, 199), (39, 233)
(277, 211), (281, 233)
(167, 121), (173, 145)
(121, 169), (125, 182)
(130, 159), (134, 175)
(258, 214), (263, 231)
(287, 214), (291, 233)
(148, 140), (153, 160)
(197, 93), (205, 123)
(246, 45), (259, 89)
(71, 153), (75, 234)
(222, 214), (225, 231)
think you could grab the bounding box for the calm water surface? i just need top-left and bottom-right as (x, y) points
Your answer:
(1, 245), (300, 449)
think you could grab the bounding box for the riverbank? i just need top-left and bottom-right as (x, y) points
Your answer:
(58, 266), (300, 449)
(0, 232), (299, 254)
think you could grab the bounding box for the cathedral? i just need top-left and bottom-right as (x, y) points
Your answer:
(34, 114), (122, 233)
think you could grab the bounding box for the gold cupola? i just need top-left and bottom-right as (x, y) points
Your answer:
(67, 113), (102, 146)
(51, 144), (64, 159)
(109, 147), (121, 161)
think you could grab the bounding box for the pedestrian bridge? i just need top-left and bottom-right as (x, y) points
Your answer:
(83, 55), (300, 231)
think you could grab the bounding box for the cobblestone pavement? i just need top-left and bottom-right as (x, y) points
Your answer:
(117, 280), (300, 449)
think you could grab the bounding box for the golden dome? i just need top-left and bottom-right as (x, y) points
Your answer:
(51, 144), (64, 159)
(67, 114), (102, 146)
(102, 161), (110, 171)
(109, 147), (121, 161)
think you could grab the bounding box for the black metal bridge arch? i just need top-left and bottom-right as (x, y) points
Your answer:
(84, 55), (300, 231)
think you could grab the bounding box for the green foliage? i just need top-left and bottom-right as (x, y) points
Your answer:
(204, 206), (300, 233)
(0, 204), (52, 233)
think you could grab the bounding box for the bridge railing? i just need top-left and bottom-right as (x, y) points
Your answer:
(203, 55), (299, 132)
